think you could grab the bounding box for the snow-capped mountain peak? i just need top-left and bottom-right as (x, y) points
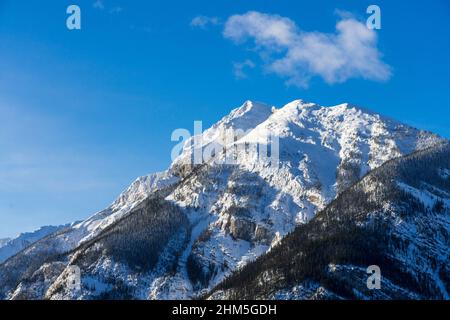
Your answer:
(223, 100), (273, 129)
(0, 99), (445, 301)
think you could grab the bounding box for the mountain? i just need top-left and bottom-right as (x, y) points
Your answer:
(208, 142), (450, 300)
(0, 225), (71, 264)
(0, 99), (444, 300)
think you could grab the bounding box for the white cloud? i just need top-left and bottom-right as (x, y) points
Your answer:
(223, 11), (391, 87)
(233, 59), (255, 79)
(190, 15), (220, 29)
(93, 0), (105, 10)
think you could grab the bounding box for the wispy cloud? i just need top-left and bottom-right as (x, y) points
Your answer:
(233, 59), (255, 79)
(93, 0), (105, 10)
(223, 11), (392, 87)
(190, 15), (221, 29)
(93, 1), (123, 14)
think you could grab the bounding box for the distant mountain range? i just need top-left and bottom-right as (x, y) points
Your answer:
(0, 238), (10, 247)
(0, 99), (447, 300)
(0, 225), (70, 264)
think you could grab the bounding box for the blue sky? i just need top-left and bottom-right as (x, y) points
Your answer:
(0, 0), (449, 238)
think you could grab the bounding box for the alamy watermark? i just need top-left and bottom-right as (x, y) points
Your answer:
(367, 265), (381, 290)
(65, 5), (382, 32)
(66, 265), (81, 292)
(66, 5), (81, 30)
(366, 5), (381, 30)
(171, 121), (280, 168)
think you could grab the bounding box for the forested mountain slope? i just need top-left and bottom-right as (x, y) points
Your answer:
(209, 143), (450, 300)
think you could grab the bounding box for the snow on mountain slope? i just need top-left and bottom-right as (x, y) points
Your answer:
(72, 170), (179, 245)
(0, 99), (444, 300)
(0, 225), (70, 263)
(209, 142), (450, 300)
